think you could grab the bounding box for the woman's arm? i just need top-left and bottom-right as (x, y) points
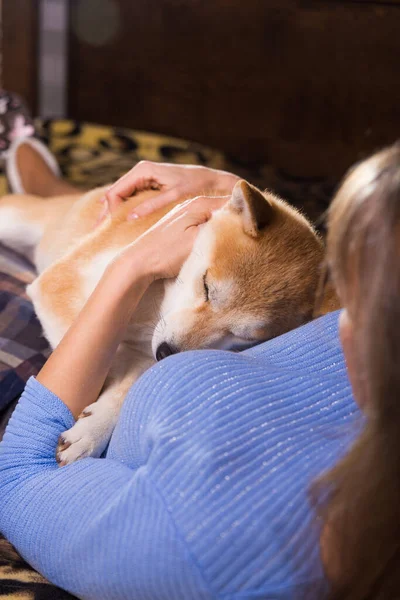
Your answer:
(0, 378), (211, 600)
(37, 260), (151, 418)
(0, 196), (228, 599)
(37, 194), (227, 418)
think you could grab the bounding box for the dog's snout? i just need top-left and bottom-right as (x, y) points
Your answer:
(156, 342), (178, 362)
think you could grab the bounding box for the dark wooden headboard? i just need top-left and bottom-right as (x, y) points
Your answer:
(3, 0), (400, 179)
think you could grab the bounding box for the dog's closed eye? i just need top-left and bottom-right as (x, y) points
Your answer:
(203, 271), (209, 302)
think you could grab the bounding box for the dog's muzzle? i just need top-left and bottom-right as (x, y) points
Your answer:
(156, 342), (178, 362)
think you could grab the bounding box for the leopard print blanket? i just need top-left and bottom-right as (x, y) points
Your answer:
(0, 119), (336, 599)
(0, 538), (75, 599)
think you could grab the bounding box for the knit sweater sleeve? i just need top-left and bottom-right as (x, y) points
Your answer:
(0, 377), (212, 600)
(0, 312), (354, 600)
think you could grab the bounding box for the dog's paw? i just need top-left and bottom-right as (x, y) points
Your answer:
(56, 403), (116, 466)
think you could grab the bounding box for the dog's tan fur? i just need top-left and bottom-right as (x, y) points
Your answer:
(0, 181), (337, 463)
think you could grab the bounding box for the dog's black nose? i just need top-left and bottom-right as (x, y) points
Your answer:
(156, 342), (178, 362)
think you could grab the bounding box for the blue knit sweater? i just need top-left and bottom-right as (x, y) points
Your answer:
(0, 311), (357, 599)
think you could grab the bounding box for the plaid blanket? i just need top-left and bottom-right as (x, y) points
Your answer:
(0, 245), (50, 413)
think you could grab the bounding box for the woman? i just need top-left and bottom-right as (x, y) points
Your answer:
(0, 142), (398, 599)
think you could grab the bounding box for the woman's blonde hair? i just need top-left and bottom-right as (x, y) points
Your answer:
(317, 143), (400, 599)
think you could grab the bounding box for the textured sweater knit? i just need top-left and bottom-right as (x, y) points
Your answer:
(0, 311), (357, 599)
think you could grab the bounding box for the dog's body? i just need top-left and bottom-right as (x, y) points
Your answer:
(0, 180), (336, 463)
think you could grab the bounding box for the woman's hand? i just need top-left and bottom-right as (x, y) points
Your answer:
(116, 194), (229, 281)
(103, 161), (239, 219)
(37, 194), (228, 418)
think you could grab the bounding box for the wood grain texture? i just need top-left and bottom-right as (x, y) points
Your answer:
(3, 0), (400, 180)
(2, 0), (39, 114)
(323, 1), (400, 5)
(68, 0), (400, 178)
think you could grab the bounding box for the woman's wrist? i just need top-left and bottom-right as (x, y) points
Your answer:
(37, 253), (154, 417)
(106, 251), (155, 298)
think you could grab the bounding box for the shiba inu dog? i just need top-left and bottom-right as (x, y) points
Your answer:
(0, 180), (335, 464)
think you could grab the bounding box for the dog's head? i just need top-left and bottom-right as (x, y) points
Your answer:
(152, 180), (325, 361)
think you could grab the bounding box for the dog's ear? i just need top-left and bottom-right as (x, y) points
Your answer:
(228, 180), (274, 238)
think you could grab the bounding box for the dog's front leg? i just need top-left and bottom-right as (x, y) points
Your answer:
(56, 345), (153, 466)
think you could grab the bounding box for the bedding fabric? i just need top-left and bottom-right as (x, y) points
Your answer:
(0, 247), (49, 414)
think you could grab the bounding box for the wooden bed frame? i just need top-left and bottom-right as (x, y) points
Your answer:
(3, 0), (400, 180)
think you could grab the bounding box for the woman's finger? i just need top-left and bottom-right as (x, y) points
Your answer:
(160, 195), (228, 225)
(105, 167), (160, 210)
(128, 189), (182, 219)
(157, 196), (229, 235)
(104, 177), (162, 214)
(105, 190), (123, 213)
(186, 195), (230, 219)
(104, 181), (143, 211)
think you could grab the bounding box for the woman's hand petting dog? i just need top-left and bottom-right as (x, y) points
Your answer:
(116, 194), (229, 281)
(102, 161), (239, 219)
(36, 194), (228, 429)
